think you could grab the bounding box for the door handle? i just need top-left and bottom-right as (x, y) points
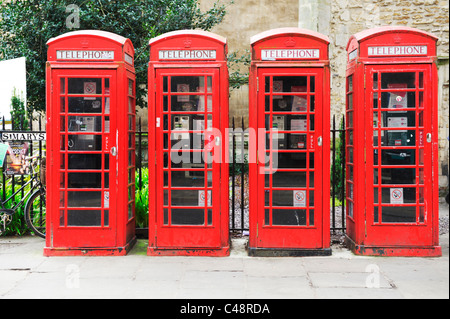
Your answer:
(426, 133), (432, 143)
(110, 146), (117, 157)
(318, 136), (323, 147)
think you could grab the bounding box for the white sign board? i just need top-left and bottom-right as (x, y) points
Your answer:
(261, 49), (320, 60)
(390, 188), (404, 204)
(0, 57), (27, 129)
(199, 190), (212, 207)
(56, 50), (114, 60)
(293, 190), (307, 207)
(368, 45), (427, 57)
(159, 50), (216, 60)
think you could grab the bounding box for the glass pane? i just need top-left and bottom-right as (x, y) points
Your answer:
(68, 173), (102, 188)
(381, 168), (416, 184)
(68, 78), (102, 94)
(68, 97), (102, 113)
(68, 116), (102, 132)
(272, 76), (308, 92)
(60, 78), (66, 94)
(68, 154), (102, 169)
(381, 111), (416, 127)
(381, 149), (415, 165)
(170, 95), (209, 112)
(381, 72), (416, 89)
(171, 76), (210, 93)
(272, 209), (307, 226)
(68, 191), (102, 207)
(378, 130), (416, 147)
(67, 210), (102, 226)
(381, 187), (416, 204)
(171, 209), (205, 225)
(382, 206), (416, 223)
(277, 152), (314, 169)
(171, 171), (206, 187)
(171, 189), (210, 207)
(68, 135), (102, 151)
(381, 92), (415, 109)
(272, 171), (308, 188)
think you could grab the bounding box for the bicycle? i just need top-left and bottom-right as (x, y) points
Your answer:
(0, 155), (46, 238)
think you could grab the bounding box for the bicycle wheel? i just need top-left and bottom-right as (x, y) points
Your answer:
(25, 189), (46, 238)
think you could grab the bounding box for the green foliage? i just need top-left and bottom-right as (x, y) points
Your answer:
(228, 50), (251, 90)
(10, 89), (29, 130)
(0, 177), (30, 236)
(0, 0), (230, 114)
(135, 167), (149, 228)
(331, 118), (346, 200)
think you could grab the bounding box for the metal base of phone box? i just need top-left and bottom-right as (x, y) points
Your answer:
(147, 246), (230, 257)
(345, 236), (442, 257)
(43, 237), (137, 257)
(248, 247), (332, 257)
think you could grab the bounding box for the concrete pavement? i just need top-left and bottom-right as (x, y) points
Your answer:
(0, 203), (448, 299)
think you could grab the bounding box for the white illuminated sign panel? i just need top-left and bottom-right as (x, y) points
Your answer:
(368, 45), (427, 57)
(56, 50), (115, 60)
(159, 50), (217, 60)
(261, 49), (320, 60)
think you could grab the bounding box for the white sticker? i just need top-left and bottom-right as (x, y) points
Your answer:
(390, 188), (404, 204)
(104, 191), (110, 208)
(199, 190), (212, 207)
(293, 190), (307, 207)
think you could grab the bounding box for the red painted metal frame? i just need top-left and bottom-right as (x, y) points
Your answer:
(147, 30), (229, 256)
(249, 28), (331, 256)
(345, 26), (441, 257)
(45, 31), (136, 256)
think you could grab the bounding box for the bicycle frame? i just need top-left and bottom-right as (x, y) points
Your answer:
(0, 173), (41, 212)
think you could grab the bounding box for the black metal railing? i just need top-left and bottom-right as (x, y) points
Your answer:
(1, 115), (346, 236)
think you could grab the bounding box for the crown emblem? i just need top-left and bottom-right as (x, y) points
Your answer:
(284, 38), (296, 47)
(184, 39), (192, 48)
(80, 40), (89, 48)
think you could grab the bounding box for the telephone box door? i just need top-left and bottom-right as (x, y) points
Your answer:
(256, 68), (324, 249)
(365, 64), (434, 246)
(51, 69), (118, 248)
(154, 68), (222, 249)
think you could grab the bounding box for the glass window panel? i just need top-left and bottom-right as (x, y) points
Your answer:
(381, 92), (416, 109)
(276, 152), (312, 169)
(381, 168), (416, 185)
(272, 209), (307, 226)
(373, 73), (378, 90)
(171, 76), (205, 93)
(68, 191), (102, 207)
(382, 206), (416, 223)
(272, 76), (308, 92)
(381, 72), (415, 89)
(68, 154), (102, 170)
(171, 209), (205, 225)
(419, 72), (424, 88)
(67, 210), (102, 226)
(171, 171), (205, 187)
(381, 111), (416, 127)
(171, 95), (205, 112)
(60, 97), (66, 113)
(381, 149), (415, 165)
(68, 97), (102, 113)
(207, 209), (213, 225)
(68, 116), (102, 132)
(347, 93), (353, 110)
(171, 189), (208, 207)
(68, 135), (102, 151)
(60, 78), (66, 94)
(379, 130), (416, 147)
(68, 173), (102, 188)
(272, 171), (307, 188)
(381, 187), (416, 204)
(309, 210), (314, 226)
(310, 76), (315, 93)
(68, 78), (102, 95)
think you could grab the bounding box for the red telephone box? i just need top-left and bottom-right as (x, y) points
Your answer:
(345, 26), (441, 257)
(44, 30), (137, 256)
(147, 30), (229, 256)
(248, 28), (331, 256)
